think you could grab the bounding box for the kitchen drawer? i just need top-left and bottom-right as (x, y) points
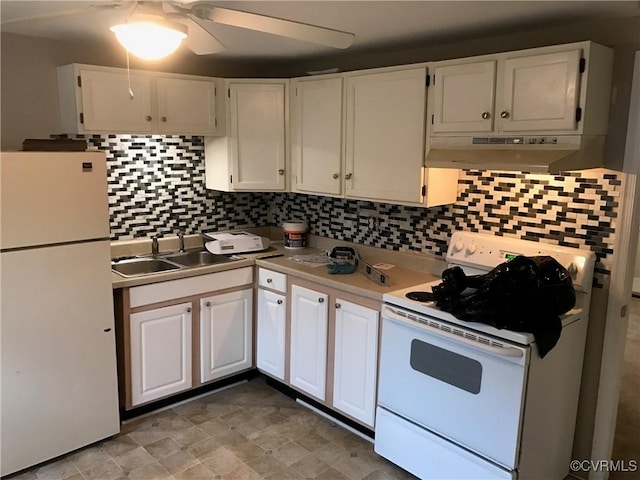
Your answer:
(129, 267), (253, 308)
(258, 268), (287, 293)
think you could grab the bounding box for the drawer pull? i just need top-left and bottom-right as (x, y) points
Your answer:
(318, 298), (324, 303)
(335, 303), (341, 309)
(267, 278), (273, 283)
(481, 111), (491, 119)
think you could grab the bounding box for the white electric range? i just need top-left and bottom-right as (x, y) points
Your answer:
(375, 231), (596, 480)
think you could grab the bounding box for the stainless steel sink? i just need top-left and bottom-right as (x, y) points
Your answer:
(112, 249), (237, 277)
(164, 250), (235, 268)
(111, 257), (182, 277)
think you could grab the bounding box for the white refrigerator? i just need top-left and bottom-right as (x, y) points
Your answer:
(1, 151), (120, 476)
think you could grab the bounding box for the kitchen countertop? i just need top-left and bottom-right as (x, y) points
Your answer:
(111, 233), (444, 300)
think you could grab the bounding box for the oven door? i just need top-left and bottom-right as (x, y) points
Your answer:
(378, 305), (530, 469)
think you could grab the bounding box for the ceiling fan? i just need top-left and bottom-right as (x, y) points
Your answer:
(4, 1), (356, 59)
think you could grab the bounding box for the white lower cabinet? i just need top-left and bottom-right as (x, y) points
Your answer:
(333, 299), (379, 427)
(130, 303), (193, 406)
(289, 285), (329, 401)
(256, 288), (286, 380)
(200, 288), (253, 383)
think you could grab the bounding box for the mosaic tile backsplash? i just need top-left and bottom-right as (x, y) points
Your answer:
(74, 134), (619, 287)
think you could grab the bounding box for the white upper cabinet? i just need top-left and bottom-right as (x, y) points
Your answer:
(57, 64), (219, 135)
(345, 67), (428, 205)
(429, 42), (613, 136)
(205, 80), (288, 192)
(291, 77), (343, 196)
(497, 50), (581, 132)
(75, 69), (154, 133)
(432, 61), (496, 133)
(156, 77), (218, 134)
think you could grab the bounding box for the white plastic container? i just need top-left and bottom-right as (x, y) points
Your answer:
(282, 220), (307, 249)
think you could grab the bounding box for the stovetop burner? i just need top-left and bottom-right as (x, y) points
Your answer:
(405, 291), (435, 302)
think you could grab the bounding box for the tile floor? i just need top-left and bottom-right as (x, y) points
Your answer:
(610, 298), (640, 480)
(6, 376), (416, 480)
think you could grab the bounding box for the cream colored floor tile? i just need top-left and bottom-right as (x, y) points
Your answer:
(34, 459), (78, 480)
(289, 453), (330, 478)
(157, 450), (199, 475)
(271, 441), (312, 466)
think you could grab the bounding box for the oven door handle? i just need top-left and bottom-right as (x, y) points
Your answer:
(383, 307), (526, 359)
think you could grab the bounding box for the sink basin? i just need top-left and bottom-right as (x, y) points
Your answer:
(112, 257), (182, 277)
(164, 250), (234, 268)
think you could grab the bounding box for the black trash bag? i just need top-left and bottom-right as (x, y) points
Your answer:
(430, 255), (576, 358)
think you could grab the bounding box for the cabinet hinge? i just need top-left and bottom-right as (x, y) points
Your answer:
(426, 75), (430, 87)
(214, 118), (217, 128)
(228, 88), (231, 98)
(214, 87), (216, 96)
(576, 107), (582, 122)
(79, 112), (84, 124)
(431, 113), (434, 125)
(432, 75), (435, 86)
(421, 185), (426, 197)
(77, 75), (82, 88)
(579, 58), (586, 73)
(230, 175), (233, 184)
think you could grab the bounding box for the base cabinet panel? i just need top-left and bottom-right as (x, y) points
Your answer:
(130, 303), (192, 406)
(256, 288), (286, 380)
(333, 299), (379, 427)
(200, 288), (253, 383)
(289, 285), (329, 401)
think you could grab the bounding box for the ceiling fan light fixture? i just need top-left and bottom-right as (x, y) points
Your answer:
(110, 16), (187, 61)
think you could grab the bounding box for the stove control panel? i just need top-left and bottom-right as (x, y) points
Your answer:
(446, 232), (595, 292)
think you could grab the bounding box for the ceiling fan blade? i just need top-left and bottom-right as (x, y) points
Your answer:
(205, 6), (355, 49)
(177, 15), (226, 55)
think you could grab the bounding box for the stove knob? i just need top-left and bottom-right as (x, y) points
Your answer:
(466, 244), (477, 255)
(453, 241), (464, 252)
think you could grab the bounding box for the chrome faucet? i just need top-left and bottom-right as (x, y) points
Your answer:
(178, 231), (185, 253)
(151, 235), (160, 257)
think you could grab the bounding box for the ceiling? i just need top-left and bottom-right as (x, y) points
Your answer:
(1, 1), (639, 61)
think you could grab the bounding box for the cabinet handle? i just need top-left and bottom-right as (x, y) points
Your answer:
(277, 299), (283, 305)
(335, 303), (341, 309)
(145, 115), (152, 122)
(205, 302), (211, 307)
(161, 116), (167, 122)
(481, 111), (491, 119)
(332, 173), (339, 179)
(345, 173), (352, 180)
(186, 307), (192, 313)
(318, 297), (324, 303)
(278, 169), (285, 175)
(500, 111), (510, 119)
(267, 278), (273, 283)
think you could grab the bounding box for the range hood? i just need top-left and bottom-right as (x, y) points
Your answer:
(426, 134), (606, 174)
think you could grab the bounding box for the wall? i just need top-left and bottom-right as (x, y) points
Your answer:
(0, 32), (265, 151)
(78, 135), (619, 289)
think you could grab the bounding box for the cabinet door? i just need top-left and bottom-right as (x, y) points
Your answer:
(333, 299), (379, 427)
(432, 61), (496, 133)
(157, 78), (217, 134)
(345, 68), (426, 204)
(229, 83), (286, 190)
(200, 288), (253, 383)
(498, 50), (582, 132)
(292, 78), (343, 195)
(256, 289), (286, 380)
(130, 303), (192, 406)
(80, 69), (154, 133)
(290, 285), (328, 400)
